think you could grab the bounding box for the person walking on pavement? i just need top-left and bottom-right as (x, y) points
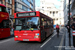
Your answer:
(56, 24), (60, 37)
(71, 21), (75, 47)
(71, 21), (75, 30)
(65, 23), (70, 33)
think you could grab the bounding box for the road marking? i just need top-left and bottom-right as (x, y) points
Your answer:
(40, 33), (56, 48)
(58, 33), (64, 50)
(52, 33), (56, 37)
(40, 38), (51, 48)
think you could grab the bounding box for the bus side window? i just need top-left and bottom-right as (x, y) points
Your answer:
(47, 20), (51, 27)
(41, 18), (44, 29)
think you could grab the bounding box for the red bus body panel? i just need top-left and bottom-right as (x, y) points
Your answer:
(0, 4), (10, 38)
(0, 4), (6, 7)
(0, 28), (10, 38)
(14, 30), (41, 42)
(0, 12), (9, 23)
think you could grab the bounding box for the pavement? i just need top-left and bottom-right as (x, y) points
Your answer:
(65, 27), (75, 50)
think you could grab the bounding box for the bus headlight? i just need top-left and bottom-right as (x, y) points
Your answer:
(15, 36), (18, 38)
(34, 36), (40, 38)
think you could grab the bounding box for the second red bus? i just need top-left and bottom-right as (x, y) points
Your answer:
(0, 4), (10, 39)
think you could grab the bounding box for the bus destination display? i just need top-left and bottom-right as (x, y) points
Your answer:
(17, 12), (36, 17)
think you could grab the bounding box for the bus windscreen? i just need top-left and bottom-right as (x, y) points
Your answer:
(0, 6), (7, 12)
(15, 17), (40, 30)
(0, 20), (9, 28)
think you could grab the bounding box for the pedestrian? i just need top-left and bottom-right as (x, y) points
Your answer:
(56, 24), (60, 37)
(71, 21), (75, 30)
(65, 23), (70, 33)
(71, 21), (75, 47)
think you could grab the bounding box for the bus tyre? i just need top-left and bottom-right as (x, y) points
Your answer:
(41, 35), (43, 42)
(40, 31), (43, 42)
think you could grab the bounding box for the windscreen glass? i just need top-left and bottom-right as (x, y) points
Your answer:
(0, 20), (9, 28)
(15, 17), (40, 30)
(0, 6), (7, 12)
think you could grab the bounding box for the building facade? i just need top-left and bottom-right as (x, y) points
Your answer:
(70, 0), (75, 24)
(0, 0), (35, 18)
(0, 0), (15, 18)
(15, 0), (35, 12)
(36, 0), (64, 26)
(70, 0), (75, 17)
(63, 0), (69, 25)
(64, 0), (74, 25)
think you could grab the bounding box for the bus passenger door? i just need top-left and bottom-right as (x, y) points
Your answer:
(41, 18), (46, 40)
(41, 17), (51, 37)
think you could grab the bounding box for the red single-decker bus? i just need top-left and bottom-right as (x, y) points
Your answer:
(14, 11), (53, 42)
(0, 4), (10, 38)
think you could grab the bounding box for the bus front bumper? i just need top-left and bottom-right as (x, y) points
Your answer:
(14, 38), (41, 42)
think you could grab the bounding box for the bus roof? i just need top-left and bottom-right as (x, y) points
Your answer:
(40, 12), (53, 20)
(0, 4), (6, 7)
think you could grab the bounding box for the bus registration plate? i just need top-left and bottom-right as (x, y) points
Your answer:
(23, 39), (29, 41)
